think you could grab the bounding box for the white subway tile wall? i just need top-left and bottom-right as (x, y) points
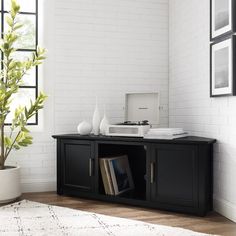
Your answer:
(54, 0), (169, 132)
(169, 0), (236, 221)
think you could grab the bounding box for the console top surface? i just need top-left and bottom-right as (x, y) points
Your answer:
(52, 134), (216, 145)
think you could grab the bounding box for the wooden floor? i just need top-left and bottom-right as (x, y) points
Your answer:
(19, 192), (235, 236)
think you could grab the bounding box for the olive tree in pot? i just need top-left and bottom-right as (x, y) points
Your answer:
(0, 0), (47, 203)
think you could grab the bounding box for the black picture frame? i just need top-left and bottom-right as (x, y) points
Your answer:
(210, 35), (236, 97)
(210, 0), (236, 41)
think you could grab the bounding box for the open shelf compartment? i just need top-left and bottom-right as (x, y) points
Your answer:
(97, 143), (147, 201)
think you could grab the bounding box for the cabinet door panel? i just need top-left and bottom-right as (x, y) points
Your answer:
(61, 140), (94, 192)
(151, 144), (198, 207)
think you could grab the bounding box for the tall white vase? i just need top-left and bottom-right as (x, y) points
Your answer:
(100, 112), (109, 135)
(92, 99), (101, 135)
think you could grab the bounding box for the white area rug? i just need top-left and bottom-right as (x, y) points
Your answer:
(0, 200), (214, 236)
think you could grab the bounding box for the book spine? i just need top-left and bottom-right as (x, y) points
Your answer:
(99, 159), (109, 195)
(108, 160), (119, 195)
(104, 159), (115, 195)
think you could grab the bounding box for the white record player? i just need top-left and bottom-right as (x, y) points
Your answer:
(106, 92), (159, 137)
(106, 121), (150, 137)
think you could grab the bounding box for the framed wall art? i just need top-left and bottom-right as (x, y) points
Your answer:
(210, 35), (236, 97)
(210, 0), (236, 40)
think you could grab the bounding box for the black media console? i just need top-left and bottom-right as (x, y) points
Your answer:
(52, 134), (216, 216)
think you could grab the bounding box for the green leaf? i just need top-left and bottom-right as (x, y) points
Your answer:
(4, 137), (12, 147)
(13, 23), (23, 31)
(21, 127), (29, 133)
(6, 16), (14, 27)
(13, 145), (20, 150)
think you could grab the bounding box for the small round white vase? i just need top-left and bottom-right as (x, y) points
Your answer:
(77, 121), (92, 135)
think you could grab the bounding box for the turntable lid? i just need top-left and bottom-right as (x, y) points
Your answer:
(125, 92), (160, 125)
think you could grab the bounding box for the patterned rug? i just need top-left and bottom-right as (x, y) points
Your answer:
(0, 200), (214, 236)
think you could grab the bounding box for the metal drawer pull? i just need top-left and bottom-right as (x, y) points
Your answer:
(89, 158), (92, 177)
(151, 162), (155, 184)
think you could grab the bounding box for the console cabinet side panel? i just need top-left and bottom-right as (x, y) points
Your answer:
(57, 139), (63, 195)
(198, 144), (214, 214)
(146, 144), (152, 201)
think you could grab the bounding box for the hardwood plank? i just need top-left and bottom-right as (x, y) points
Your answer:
(18, 192), (236, 236)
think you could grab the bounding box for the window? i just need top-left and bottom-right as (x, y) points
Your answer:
(1, 0), (39, 125)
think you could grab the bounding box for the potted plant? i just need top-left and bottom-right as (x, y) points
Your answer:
(0, 0), (47, 203)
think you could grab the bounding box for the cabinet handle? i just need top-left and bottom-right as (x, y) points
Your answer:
(89, 158), (93, 177)
(151, 162), (155, 184)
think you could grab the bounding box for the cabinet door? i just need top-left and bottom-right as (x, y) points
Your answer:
(150, 144), (198, 207)
(61, 140), (94, 192)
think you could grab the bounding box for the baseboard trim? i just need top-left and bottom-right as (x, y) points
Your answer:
(214, 196), (236, 222)
(21, 181), (56, 193)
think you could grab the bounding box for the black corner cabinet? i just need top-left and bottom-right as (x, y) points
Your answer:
(52, 134), (216, 216)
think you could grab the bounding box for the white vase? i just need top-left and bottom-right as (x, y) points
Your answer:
(0, 166), (21, 204)
(92, 99), (101, 135)
(100, 113), (109, 135)
(77, 121), (92, 135)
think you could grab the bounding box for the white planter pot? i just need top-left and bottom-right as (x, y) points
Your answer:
(0, 166), (21, 204)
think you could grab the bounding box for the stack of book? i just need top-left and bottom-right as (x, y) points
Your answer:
(99, 155), (134, 196)
(144, 128), (188, 140)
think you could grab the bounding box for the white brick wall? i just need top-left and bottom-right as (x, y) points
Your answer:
(54, 0), (169, 133)
(6, 0), (169, 193)
(169, 0), (236, 222)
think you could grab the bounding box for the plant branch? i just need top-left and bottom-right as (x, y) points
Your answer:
(0, 124), (5, 168)
(4, 131), (21, 161)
